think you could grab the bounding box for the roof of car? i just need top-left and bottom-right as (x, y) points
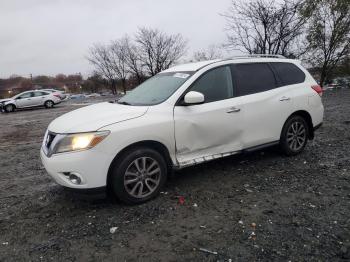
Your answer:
(162, 60), (221, 73)
(162, 55), (299, 73)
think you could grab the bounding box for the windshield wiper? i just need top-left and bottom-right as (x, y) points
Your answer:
(117, 101), (131, 105)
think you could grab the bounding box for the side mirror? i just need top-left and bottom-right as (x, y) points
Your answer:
(183, 91), (205, 105)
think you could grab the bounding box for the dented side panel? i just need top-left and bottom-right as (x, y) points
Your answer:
(174, 97), (244, 165)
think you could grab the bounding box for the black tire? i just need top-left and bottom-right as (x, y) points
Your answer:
(280, 115), (309, 156)
(4, 104), (15, 113)
(110, 147), (168, 204)
(44, 100), (54, 108)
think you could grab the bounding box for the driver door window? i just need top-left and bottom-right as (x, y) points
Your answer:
(189, 66), (233, 103)
(17, 92), (32, 99)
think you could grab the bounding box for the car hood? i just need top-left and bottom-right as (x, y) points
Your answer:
(0, 99), (11, 104)
(48, 102), (148, 133)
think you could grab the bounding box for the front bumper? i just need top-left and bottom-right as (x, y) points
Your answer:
(314, 122), (323, 131)
(40, 147), (112, 189)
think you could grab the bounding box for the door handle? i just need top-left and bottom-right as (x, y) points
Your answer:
(226, 107), (241, 113)
(279, 96), (291, 101)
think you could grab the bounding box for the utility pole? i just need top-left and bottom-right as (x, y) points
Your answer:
(30, 73), (33, 88)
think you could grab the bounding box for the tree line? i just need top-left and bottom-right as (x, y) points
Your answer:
(0, 74), (83, 91)
(2, 0), (348, 96)
(88, 0), (349, 92)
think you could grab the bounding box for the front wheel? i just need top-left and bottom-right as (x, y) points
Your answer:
(110, 147), (167, 204)
(280, 115), (309, 156)
(5, 104), (15, 113)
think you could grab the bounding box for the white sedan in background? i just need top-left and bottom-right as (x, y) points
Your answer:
(0, 90), (61, 113)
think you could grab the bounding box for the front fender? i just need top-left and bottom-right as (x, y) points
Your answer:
(97, 112), (176, 166)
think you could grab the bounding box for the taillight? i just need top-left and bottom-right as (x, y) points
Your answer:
(53, 94), (61, 99)
(311, 85), (323, 97)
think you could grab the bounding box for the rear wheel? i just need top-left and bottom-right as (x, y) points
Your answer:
(44, 100), (54, 108)
(5, 104), (15, 113)
(280, 115), (309, 156)
(110, 147), (167, 204)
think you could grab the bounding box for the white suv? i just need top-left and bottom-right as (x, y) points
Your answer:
(41, 57), (324, 204)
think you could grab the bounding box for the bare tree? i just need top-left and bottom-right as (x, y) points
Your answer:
(135, 27), (188, 76)
(304, 0), (350, 86)
(87, 44), (118, 94)
(193, 44), (223, 61)
(110, 38), (129, 94)
(123, 36), (145, 84)
(87, 28), (187, 90)
(222, 0), (307, 57)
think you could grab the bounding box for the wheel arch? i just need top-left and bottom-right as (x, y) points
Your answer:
(283, 110), (314, 139)
(106, 140), (173, 189)
(44, 99), (54, 106)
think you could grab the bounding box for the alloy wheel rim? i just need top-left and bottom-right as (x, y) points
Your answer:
(47, 101), (53, 107)
(287, 121), (306, 151)
(124, 157), (161, 198)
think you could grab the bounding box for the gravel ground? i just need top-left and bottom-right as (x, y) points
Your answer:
(0, 90), (349, 261)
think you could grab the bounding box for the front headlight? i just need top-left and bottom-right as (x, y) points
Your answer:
(53, 131), (110, 154)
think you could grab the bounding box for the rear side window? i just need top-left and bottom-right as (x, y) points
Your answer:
(190, 66), (233, 103)
(33, 91), (47, 97)
(234, 63), (276, 96)
(270, 62), (305, 86)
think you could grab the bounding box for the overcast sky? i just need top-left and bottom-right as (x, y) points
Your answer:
(0, 0), (233, 78)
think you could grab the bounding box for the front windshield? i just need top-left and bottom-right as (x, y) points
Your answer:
(118, 72), (193, 106)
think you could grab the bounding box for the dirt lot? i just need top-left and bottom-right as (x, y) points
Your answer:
(0, 90), (349, 261)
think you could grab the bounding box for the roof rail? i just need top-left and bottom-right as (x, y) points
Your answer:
(225, 54), (286, 59)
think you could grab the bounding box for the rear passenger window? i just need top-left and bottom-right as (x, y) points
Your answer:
(190, 66), (233, 103)
(33, 91), (46, 97)
(270, 62), (305, 86)
(234, 63), (276, 96)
